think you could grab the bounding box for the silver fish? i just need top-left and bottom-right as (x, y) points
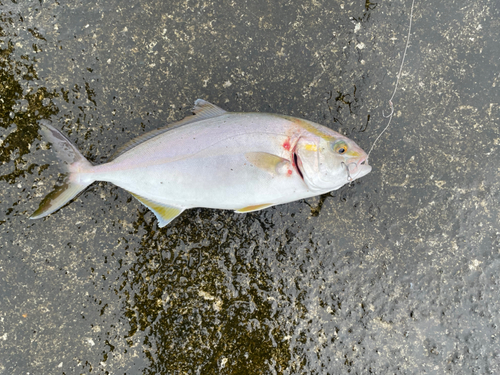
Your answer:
(31, 99), (371, 227)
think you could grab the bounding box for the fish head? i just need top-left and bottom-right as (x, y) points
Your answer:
(294, 133), (371, 192)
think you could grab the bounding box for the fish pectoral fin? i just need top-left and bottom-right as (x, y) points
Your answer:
(128, 192), (184, 228)
(245, 152), (291, 175)
(235, 203), (274, 213)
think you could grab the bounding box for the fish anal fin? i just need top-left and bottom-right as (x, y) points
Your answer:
(129, 192), (184, 228)
(245, 152), (291, 175)
(235, 203), (274, 213)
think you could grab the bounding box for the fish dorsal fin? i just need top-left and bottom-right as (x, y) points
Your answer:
(128, 191), (184, 227)
(235, 203), (274, 213)
(192, 99), (227, 118)
(108, 99), (227, 162)
(245, 152), (291, 175)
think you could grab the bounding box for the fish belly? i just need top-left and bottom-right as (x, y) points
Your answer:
(95, 153), (311, 210)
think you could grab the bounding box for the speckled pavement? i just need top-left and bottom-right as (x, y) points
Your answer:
(1, 0), (499, 373)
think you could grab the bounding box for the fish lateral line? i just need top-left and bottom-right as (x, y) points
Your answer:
(101, 130), (293, 174)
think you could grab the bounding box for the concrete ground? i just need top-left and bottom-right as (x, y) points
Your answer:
(0, 0), (499, 373)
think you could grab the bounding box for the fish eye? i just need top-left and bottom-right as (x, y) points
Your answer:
(331, 141), (348, 155)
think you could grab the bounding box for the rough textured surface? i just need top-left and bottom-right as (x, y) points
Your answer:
(1, 0), (499, 374)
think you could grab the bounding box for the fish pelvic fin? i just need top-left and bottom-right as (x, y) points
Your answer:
(30, 121), (94, 220)
(235, 203), (274, 213)
(128, 192), (184, 228)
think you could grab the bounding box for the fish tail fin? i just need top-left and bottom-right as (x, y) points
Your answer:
(30, 120), (94, 220)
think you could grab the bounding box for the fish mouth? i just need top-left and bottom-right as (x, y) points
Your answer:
(293, 151), (304, 180)
(344, 156), (371, 181)
(359, 156), (368, 168)
(357, 157), (372, 177)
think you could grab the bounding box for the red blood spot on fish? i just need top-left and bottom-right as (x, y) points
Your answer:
(283, 139), (291, 151)
(287, 170), (293, 175)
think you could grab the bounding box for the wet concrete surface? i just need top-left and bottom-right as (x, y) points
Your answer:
(1, 0), (499, 373)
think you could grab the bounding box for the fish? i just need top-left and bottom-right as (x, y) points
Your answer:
(30, 99), (372, 227)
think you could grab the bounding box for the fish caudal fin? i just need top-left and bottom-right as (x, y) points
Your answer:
(30, 121), (94, 220)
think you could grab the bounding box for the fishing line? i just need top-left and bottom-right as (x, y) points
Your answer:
(367, 0), (416, 160)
